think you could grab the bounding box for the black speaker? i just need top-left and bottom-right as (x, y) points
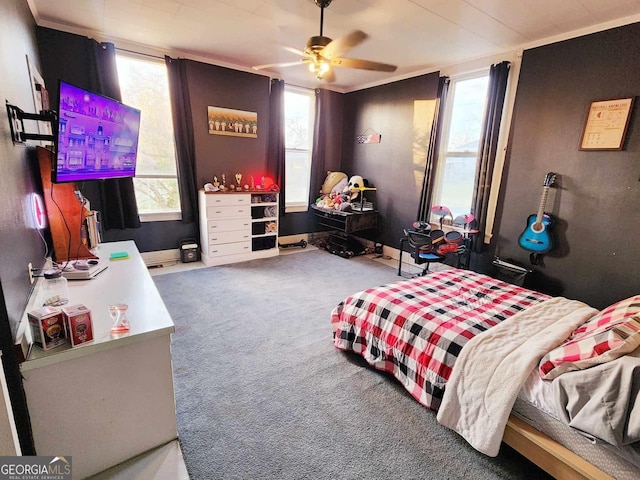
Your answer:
(179, 238), (200, 263)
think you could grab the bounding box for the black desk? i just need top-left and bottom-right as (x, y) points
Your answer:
(310, 204), (378, 233)
(311, 204), (379, 258)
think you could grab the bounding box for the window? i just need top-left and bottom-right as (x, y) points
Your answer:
(284, 86), (315, 212)
(431, 71), (489, 221)
(116, 53), (181, 221)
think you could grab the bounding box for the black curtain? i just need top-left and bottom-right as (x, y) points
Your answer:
(87, 41), (141, 230)
(165, 56), (198, 222)
(309, 88), (344, 204)
(471, 61), (511, 252)
(309, 88), (326, 205)
(266, 79), (286, 215)
(35, 29), (140, 230)
(417, 76), (450, 222)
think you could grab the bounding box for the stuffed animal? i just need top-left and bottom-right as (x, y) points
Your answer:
(344, 175), (367, 201)
(320, 171), (348, 194)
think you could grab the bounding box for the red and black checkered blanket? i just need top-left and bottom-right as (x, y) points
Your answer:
(331, 269), (550, 411)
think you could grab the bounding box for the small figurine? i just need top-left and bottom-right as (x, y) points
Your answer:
(221, 173), (226, 187)
(213, 176), (220, 188)
(250, 176), (255, 190)
(235, 173), (242, 186)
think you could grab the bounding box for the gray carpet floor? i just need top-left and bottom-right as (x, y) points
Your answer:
(153, 250), (553, 479)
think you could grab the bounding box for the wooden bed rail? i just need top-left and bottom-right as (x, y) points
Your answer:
(504, 415), (615, 480)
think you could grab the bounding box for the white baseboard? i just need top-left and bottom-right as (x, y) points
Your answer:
(278, 233), (310, 246)
(140, 249), (180, 267)
(139, 241), (414, 269)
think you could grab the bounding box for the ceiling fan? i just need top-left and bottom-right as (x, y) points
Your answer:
(252, 0), (397, 81)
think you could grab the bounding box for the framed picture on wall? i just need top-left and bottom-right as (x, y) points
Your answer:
(580, 97), (634, 150)
(207, 106), (257, 138)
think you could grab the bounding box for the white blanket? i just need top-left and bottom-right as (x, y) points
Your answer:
(436, 297), (597, 456)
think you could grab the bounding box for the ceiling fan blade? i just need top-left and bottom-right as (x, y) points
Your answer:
(331, 57), (397, 72)
(322, 68), (335, 83)
(252, 60), (307, 71)
(283, 46), (308, 57)
(322, 30), (367, 59)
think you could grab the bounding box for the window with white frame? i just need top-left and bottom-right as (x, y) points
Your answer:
(116, 53), (181, 221)
(431, 71), (489, 222)
(284, 86), (315, 212)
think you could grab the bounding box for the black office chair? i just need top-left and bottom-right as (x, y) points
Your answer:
(398, 229), (446, 277)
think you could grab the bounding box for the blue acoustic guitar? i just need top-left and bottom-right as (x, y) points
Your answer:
(518, 172), (556, 254)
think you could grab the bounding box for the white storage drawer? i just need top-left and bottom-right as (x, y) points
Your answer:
(207, 219), (250, 234)
(208, 230), (250, 245)
(205, 205), (250, 218)
(198, 189), (279, 266)
(207, 241), (251, 257)
(204, 194), (249, 206)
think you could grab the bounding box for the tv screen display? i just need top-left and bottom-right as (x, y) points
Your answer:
(54, 81), (141, 183)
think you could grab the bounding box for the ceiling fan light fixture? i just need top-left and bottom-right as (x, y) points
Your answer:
(309, 60), (330, 79)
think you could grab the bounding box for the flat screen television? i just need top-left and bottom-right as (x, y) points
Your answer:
(53, 81), (141, 183)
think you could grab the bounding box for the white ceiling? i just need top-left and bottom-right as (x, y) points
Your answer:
(27, 0), (640, 92)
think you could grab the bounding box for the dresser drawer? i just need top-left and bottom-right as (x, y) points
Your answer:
(205, 205), (250, 218)
(203, 194), (249, 207)
(208, 230), (250, 245)
(207, 219), (250, 234)
(207, 241), (251, 257)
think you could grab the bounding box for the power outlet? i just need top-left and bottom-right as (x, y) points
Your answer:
(28, 262), (34, 284)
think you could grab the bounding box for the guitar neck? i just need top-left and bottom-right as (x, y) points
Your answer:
(535, 187), (550, 224)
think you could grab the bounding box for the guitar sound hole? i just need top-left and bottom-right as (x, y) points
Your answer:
(531, 223), (545, 233)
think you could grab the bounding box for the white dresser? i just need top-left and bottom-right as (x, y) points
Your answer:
(20, 241), (176, 479)
(199, 190), (279, 266)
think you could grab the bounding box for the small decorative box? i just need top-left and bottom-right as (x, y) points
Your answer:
(62, 304), (94, 347)
(28, 306), (67, 351)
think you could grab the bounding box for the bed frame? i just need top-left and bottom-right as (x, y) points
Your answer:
(504, 415), (614, 480)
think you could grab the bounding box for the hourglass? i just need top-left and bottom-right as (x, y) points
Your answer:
(109, 304), (130, 335)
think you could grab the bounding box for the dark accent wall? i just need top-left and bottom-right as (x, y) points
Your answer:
(491, 22), (640, 309)
(0, 0), (45, 454)
(185, 60), (271, 188)
(342, 74), (440, 248)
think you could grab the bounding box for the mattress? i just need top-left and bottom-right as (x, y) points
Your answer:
(512, 396), (640, 480)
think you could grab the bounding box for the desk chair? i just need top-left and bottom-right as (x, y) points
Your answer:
(398, 229), (446, 277)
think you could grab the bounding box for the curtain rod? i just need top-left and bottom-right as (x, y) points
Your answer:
(115, 47), (165, 60)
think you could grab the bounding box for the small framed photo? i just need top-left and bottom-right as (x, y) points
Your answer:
(580, 97), (634, 150)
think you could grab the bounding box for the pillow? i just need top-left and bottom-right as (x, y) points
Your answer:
(571, 294), (640, 338)
(539, 295), (640, 380)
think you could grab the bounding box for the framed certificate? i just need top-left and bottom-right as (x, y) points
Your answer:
(580, 97), (634, 150)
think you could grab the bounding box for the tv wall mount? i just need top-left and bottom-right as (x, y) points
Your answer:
(6, 101), (57, 144)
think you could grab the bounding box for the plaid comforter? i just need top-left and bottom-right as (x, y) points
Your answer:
(331, 269), (550, 411)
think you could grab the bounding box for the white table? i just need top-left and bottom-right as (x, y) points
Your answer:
(20, 241), (177, 479)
